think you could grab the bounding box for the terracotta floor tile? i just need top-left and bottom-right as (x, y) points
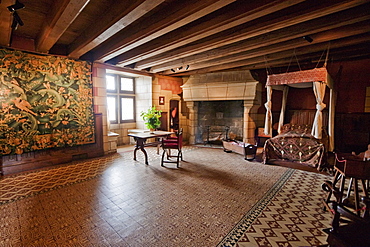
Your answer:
(0, 146), (333, 246)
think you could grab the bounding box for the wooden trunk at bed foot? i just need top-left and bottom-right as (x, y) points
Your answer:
(222, 141), (257, 161)
(0, 114), (104, 176)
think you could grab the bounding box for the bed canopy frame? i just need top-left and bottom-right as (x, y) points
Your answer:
(263, 50), (335, 151)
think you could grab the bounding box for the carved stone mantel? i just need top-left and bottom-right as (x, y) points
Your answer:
(181, 70), (259, 144)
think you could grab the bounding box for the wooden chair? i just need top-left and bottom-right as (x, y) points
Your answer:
(322, 153), (370, 216)
(324, 188), (370, 246)
(161, 131), (183, 168)
(321, 153), (370, 246)
(166, 128), (183, 141)
(156, 128), (182, 155)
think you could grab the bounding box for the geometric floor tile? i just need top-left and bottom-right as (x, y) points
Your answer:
(0, 146), (195, 205)
(0, 145), (333, 246)
(218, 169), (332, 247)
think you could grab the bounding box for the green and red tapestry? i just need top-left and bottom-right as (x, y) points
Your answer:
(0, 49), (95, 155)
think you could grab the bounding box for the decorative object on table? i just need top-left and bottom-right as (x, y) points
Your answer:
(140, 106), (162, 133)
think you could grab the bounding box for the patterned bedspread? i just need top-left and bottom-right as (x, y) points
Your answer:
(263, 129), (324, 168)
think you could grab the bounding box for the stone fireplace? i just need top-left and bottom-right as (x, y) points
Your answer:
(182, 70), (261, 144)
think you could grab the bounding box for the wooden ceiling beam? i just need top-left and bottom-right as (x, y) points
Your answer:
(121, 0), (368, 69)
(165, 21), (370, 74)
(148, 6), (370, 73)
(164, 30), (370, 76)
(270, 36), (370, 66)
(172, 46), (370, 76)
(245, 47), (370, 71)
(325, 46), (370, 62)
(92, 0), (237, 62)
(93, 62), (153, 77)
(0, 0), (15, 47)
(234, 35), (370, 71)
(111, 0), (307, 66)
(144, 1), (370, 71)
(35, 0), (90, 53)
(2, 0), (368, 77)
(68, 0), (165, 59)
(260, 45), (370, 70)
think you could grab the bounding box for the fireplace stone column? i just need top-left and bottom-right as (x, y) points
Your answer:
(186, 101), (198, 144)
(243, 100), (256, 144)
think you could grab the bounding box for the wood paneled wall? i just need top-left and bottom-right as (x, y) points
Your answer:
(285, 110), (329, 127)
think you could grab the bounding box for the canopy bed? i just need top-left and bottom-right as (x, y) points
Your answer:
(262, 66), (335, 170)
(263, 123), (325, 168)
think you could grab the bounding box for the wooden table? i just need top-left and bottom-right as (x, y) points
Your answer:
(128, 131), (174, 165)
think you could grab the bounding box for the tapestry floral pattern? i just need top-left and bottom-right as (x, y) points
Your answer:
(0, 49), (95, 155)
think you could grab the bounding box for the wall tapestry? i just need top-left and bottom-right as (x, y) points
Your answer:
(0, 49), (95, 156)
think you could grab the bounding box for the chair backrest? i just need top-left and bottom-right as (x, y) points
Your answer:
(168, 128), (182, 139)
(176, 128), (183, 137)
(177, 131), (183, 148)
(162, 130), (183, 149)
(334, 153), (370, 179)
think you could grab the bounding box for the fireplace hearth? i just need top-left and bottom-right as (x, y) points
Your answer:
(197, 100), (243, 144)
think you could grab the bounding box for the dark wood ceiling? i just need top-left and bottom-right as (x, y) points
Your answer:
(1, 0), (369, 77)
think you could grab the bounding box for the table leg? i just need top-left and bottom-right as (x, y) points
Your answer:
(133, 138), (149, 165)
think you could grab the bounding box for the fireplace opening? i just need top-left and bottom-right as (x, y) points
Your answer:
(196, 100), (243, 144)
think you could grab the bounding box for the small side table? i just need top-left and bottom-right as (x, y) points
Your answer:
(256, 128), (271, 147)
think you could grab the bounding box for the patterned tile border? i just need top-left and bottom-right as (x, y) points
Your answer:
(0, 153), (120, 205)
(0, 146), (197, 206)
(217, 168), (295, 246)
